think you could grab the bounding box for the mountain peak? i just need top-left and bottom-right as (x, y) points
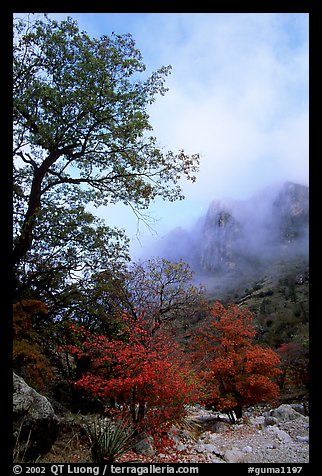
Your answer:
(159, 181), (309, 280)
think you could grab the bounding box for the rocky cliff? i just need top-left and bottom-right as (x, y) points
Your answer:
(160, 182), (309, 282)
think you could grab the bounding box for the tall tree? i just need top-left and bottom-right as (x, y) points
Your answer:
(13, 14), (199, 269)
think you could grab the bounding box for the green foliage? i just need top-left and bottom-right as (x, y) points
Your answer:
(14, 195), (130, 302)
(13, 15), (200, 382)
(235, 259), (308, 349)
(13, 13), (199, 270)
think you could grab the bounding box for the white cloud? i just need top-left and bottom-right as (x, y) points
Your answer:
(27, 13), (308, 257)
(145, 13), (308, 205)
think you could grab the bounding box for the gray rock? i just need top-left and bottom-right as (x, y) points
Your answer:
(264, 416), (279, 427)
(135, 435), (155, 456)
(174, 441), (187, 452)
(266, 404), (303, 422)
(296, 436), (309, 443)
(196, 443), (222, 455)
(265, 426), (293, 444)
(13, 372), (59, 460)
(242, 445), (253, 453)
(210, 458), (226, 463)
(250, 416), (265, 429)
(195, 444), (207, 453)
(210, 421), (228, 433)
(290, 404), (306, 416)
(224, 447), (246, 463)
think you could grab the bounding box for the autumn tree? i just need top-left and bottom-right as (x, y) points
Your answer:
(13, 13), (199, 277)
(13, 300), (53, 389)
(191, 301), (281, 423)
(62, 311), (200, 443)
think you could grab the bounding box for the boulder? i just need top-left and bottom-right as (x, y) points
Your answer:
(295, 436), (309, 443)
(210, 420), (228, 433)
(242, 445), (253, 453)
(195, 443), (222, 455)
(224, 446), (246, 463)
(264, 416), (279, 427)
(265, 404), (303, 422)
(193, 414), (229, 433)
(290, 403), (307, 416)
(13, 372), (59, 460)
(135, 435), (155, 456)
(265, 426), (293, 444)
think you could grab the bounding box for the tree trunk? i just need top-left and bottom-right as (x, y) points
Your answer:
(13, 146), (74, 267)
(226, 410), (236, 424)
(137, 402), (145, 428)
(13, 172), (43, 266)
(234, 405), (243, 420)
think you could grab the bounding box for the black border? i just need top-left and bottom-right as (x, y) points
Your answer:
(4, 1), (319, 472)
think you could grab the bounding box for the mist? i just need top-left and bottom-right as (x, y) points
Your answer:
(141, 181), (309, 296)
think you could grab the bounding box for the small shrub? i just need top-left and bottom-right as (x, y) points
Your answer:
(84, 416), (137, 463)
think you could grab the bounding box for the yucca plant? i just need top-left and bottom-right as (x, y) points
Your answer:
(84, 416), (138, 463)
(174, 416), (202, 442)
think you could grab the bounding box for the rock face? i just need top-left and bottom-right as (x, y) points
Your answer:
(201, 206), (241, 273)
(159, 182), (309, 278)
(13, 372), (59, 461)
(199, 182), (309, 274)
(273, 182), (309, 244)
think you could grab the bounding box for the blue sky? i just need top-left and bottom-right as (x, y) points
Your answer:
(32, 13), (309, 258)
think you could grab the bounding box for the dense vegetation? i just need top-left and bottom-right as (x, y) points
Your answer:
(13, 14), (308, 463)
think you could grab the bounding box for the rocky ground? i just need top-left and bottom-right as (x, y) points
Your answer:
(160, 403), (310, 463)
(37, 402), (309, 464)
(15, 372), (309, 464)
